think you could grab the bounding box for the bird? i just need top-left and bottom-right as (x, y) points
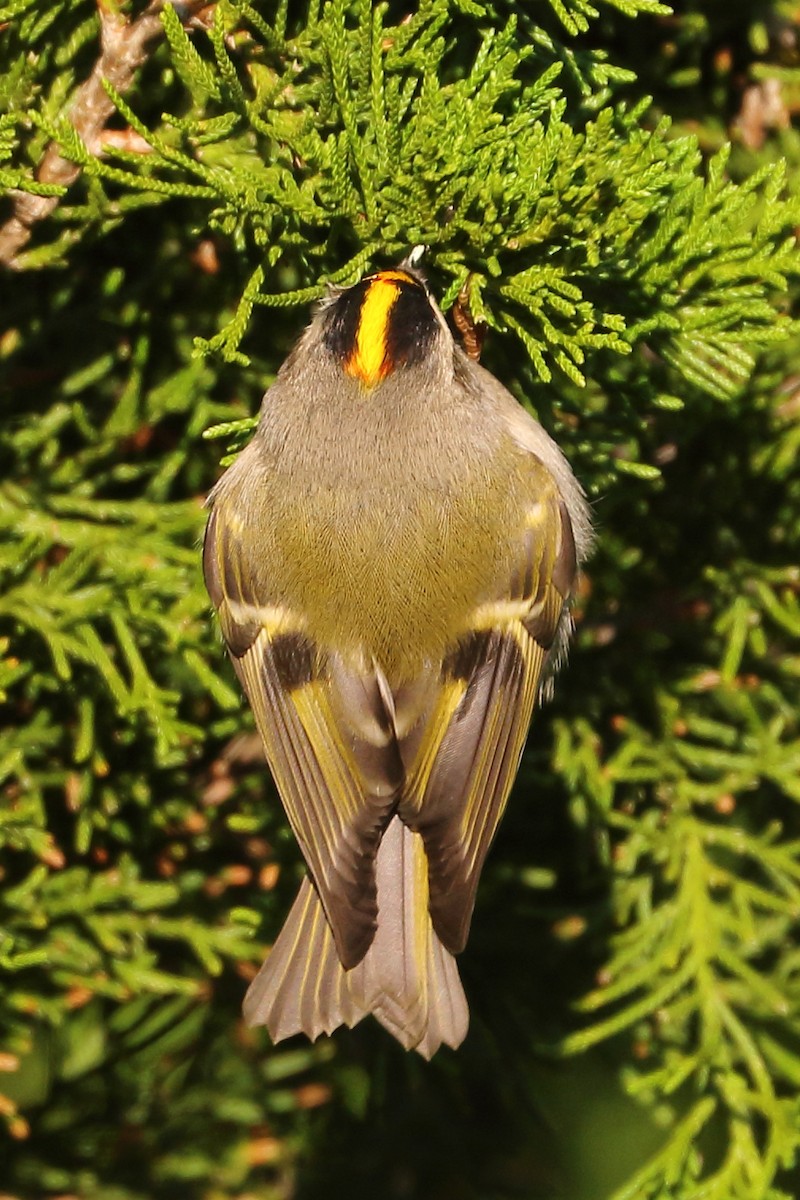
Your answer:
(202, 261), (592, 1058)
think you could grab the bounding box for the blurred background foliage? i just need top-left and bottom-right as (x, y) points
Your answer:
(1, 1), (800, 1197)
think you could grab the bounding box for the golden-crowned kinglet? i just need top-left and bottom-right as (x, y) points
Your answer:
(203, 264), (592, 1058)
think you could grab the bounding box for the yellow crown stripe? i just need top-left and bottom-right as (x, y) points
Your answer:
(373, 269), (417, 286)
(345, 277), (401, 387)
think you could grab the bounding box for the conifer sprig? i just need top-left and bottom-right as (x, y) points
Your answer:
(6, 0), (798, 406)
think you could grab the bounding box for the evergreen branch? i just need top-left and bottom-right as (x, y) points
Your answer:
(0, 0), (193, 267)
(6, 0), (795, 399)
(606, 1098), (716, 1200)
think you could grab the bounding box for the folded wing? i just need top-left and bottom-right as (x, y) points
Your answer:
(203, 505), (403, 968)
(398, 484), (577, 955)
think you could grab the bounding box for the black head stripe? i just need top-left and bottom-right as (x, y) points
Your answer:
(384, 279), (438, 369)
(323, 279), (372, 360)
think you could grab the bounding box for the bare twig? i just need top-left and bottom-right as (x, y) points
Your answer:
(0, 0), (201, 268)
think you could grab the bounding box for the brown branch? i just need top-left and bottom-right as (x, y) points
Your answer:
(0, 0), (202, 269)
(452, 274), (487, 362)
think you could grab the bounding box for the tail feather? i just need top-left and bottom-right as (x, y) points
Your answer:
(347, 817), (468, 1056)
(243, 818), (469, 1057)
(417, 931), (470, 1060)
(243, 877), (364, 1041)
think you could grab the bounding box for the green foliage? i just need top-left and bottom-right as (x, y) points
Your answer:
(545, 0), (671, 37)
(8, 0), (799, 406)
(2, 1), (800, 1198)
